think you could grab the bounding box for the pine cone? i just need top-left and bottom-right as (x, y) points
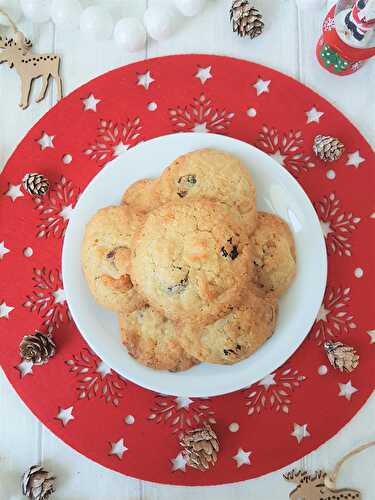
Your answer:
(19, 332), (56, 365)
(324, 341), (359, 373)
(21, 465), (56, 500)
(313, 135), (345, 162)
(230, 1), (264, 39)
(23, 173), (50, 196)
(180, 424), (219, 471)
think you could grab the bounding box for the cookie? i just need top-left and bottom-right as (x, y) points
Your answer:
(81, 205), (146, 312)
(158, 149), (257, 234)
(122, 178), (160, 214)
(251, 212), (296, 298)
(179, 293), (278, 365)
(130, 199), (253, 325)
(118, 306), (198, 371)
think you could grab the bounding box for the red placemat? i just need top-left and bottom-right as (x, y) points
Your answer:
(0, 55), (374, 486)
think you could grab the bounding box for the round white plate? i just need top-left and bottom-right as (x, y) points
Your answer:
(62, 133), (327, 397)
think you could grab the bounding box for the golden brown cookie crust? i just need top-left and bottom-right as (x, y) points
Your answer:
(130, 199), (253, 325)
(121, 178), (161, 214)
(118, 307), (198, 371)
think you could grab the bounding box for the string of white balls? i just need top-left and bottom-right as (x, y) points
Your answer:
(0, 0), (208, 52)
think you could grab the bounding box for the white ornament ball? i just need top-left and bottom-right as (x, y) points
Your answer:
(80, 6), (113, 40)
(143, 5), (176, 41)
(114, 18), (146, 52)
(174, 0), (207, 17)
(0, 0), (22, 26)
(50, 0), (82, 30)
(20, 0), (51, 23)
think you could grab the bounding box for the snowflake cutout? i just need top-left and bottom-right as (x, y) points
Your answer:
(66, 348), (126, 407)
(257, 126), (315, 176)
(323, 16), (335, 32)
(316, 193), (361, 257)
(311, 286), (357, 345)
(33, 176), (80, 239)
(84, 117), (142, 164)
(148, 394), (216, 438)
(23, 267), (71, 333)
(243, 367), (306, 415)
(169, 94), (234, 134)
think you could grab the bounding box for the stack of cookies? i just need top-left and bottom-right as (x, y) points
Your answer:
(81, 149), (296, 372)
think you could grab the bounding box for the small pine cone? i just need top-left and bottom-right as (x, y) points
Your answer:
(313, 135), (345, 162)
(19, 332), (56, 365)
(230, 1), (264, 39)
(21, 465), (56, 500)
(180, 424), (219, 471)
(23, 173), (50, 196)
(324, 341), (359, 373)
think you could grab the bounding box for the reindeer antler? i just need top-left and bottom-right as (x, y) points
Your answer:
(283, 469), (308, 483)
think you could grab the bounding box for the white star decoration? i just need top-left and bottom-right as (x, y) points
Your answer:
(233, 448), (252, 468)
(110, 438), (128, 459)
(53, 287), (66, 305)
(5, 184), (24, 202)
(37, 132), (54, 150)
(137, 71), (155, 90)
(291, 423), (310, 444)
(338, 380), (358, 401)
(0, 301), (14, 319)
(367, 329), (375, 344)
(195, 66), (212, 84)
(316, 303), (329, 323)
(96, 360), (112, 377)
(258, 373), (276, 390)
(0, 241), (10, 259)
(306, 107), (324, 124)
(82, 93), (101, 112)
(113, 142), (130, 156)
(320, 221), (332, 238)
(16, 360), (33, 378)
(56, 406), (74, 426)
(171, 452), (187, 472)
(253, 78), (271, 96)
(174, 396), (193, 409)
(192, 122), (208, 133)
(59, 204), (73, 220)
(346, 151), (365, 168)
(270, 150), (287, 166)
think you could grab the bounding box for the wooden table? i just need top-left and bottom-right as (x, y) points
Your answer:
(0, 1), (374, 498)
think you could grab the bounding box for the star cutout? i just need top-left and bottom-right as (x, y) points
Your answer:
(316, 304), (329, 322)
(367, 329), (375, 344)
(96, 360), (112, 377)
(0, 301), (14, 319)
(233, 448), (252, 468)
(306, 107), (324, 124)
(338, 380), (358, 401)
(270, 150), (287, 166)
(192, 122), (208, 133)
(53, 287), (65, 305)
(5, 184), (24, 202)
(59, 204), (73, 220)
(16, 360), (33, 378)
(291, 423), (310, 444)
(320, 221), (332, 238)
(195, 65), (212, 84)
(82, 93), (101, 112)
(37, 132), (54, 150)
(174, 396), (193, 409)
(137, 71), (155, 90)
(56, 406), (74, 426)
(171, 452), (187, 472)
(110, 438), (128, 459)
(113, 141), (130, 156)
(346, 151), (365, 169)
(258, 373), (276, 390)
(0, 241), (10, 259)
(253, 78), (271, 96)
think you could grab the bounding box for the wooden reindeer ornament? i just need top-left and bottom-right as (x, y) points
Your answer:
(284, 470), (361, 500)
(0, 8), (62, 109)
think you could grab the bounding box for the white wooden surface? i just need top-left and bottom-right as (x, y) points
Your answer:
(0, 1), (374, 498)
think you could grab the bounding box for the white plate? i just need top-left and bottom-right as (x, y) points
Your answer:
(62, 133), (327, 397)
